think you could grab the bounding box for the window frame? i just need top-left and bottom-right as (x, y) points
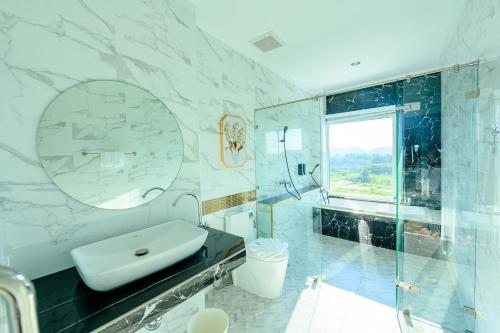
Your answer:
(323, 105), (397, 203)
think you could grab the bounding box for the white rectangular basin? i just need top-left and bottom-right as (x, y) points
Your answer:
(70, 220), (208, 291)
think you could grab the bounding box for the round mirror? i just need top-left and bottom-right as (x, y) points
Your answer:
(37, 80), (183, 209)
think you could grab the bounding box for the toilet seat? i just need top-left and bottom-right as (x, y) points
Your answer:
(232, 238), (289, 298)
(246, 238), (288, 262)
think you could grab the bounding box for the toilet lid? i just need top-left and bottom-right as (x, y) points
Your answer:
(246, 238), (288, 262)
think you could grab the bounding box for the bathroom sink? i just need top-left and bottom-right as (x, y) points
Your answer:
(70, 220), (208, 291)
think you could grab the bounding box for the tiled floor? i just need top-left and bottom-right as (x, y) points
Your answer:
(206, 233), (467, 333)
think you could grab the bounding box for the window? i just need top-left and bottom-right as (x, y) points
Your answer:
(326, 107), (396, 202)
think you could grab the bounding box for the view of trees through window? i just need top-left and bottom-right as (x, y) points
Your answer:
(329, 116), (394, 200)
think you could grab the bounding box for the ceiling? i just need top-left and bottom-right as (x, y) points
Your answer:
(191, 0), (466, 94)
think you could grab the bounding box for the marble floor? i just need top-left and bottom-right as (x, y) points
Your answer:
(206, 233), (467, 333)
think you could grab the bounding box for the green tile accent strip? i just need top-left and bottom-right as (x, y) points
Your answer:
(202, 190), (256, 215)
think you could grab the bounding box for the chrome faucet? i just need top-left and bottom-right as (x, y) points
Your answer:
(142, 187), (165, 198)
(172, 192), (206, 228)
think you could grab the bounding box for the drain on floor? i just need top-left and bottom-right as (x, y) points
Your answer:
(311, 276), (319, 289)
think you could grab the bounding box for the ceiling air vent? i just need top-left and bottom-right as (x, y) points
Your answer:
(251, 32), (283, 53)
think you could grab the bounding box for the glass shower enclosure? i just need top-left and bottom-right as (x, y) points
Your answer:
(253, 58), (500, 333)
(254, 99), (323, 331)
(254, 98), (322, 240)
(396, 63), (480, 333)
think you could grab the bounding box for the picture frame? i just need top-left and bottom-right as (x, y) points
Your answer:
(220, 115), (247, 168)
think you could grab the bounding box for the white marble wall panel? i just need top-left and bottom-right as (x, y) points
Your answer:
(271, 199), (316, 253)
(441, 65), (479, 331)
(254, 63), (304, 109)
(196, 29), (305, 201)
(197, 29), (257, 200)
(0, 0), (305, 279)
(473, 58), (500, 333)
(441, 0), (500, 329)
(0, 0), (200, 279)
(255, 99), (321, 200)
(440, 0), (500, 66)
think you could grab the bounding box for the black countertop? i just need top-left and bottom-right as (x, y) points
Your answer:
(33, 227), (245, 333)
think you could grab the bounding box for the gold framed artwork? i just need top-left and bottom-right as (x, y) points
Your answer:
(220, 115), (247, 168)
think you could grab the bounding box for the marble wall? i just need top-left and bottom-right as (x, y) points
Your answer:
(474, 59), (500, 331)
(326, 82), (399, 113)
(255, 99), (321, 201)
(266, 199), (316, 253)
(197, 29), (304, 202)
(440, 1), (500, 332)
(0, 0), (200, 279)
(0, 0), (303, 279)
(440, 0), (500, 67)
(319, 209), (396, 250)
(442, 59), (500, 333)
(401, 74), (442, 209)
(326, 73), (442, 209)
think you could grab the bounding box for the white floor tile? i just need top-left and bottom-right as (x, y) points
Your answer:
(206, 233), (466, 333)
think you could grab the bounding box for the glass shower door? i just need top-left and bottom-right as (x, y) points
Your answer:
(396, 64), (479, 333)
(254, 99), (322, 332)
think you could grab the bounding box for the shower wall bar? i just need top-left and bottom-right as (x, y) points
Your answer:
(254, 59), (481, 111)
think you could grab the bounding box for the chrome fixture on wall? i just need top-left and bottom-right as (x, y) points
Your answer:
(488, 125), (500, 150)
(281, 125), (301, 200)
(173, 192), (206, 228)
(309, 163), (328, 204)
(142, 187), (166, 199)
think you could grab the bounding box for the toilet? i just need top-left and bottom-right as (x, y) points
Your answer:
(225, 210), (289, 299)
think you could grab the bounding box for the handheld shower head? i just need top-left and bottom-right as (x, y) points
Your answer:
(280, 126), (289, 143)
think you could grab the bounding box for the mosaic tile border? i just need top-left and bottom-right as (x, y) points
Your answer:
(202, 190), (256, 215)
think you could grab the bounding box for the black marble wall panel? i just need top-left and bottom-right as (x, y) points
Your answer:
(318, 208), (445, 258)
(401, 74), (441, 209)
(326, 82), (399, 113)
(325, 73), (442, 209)
(320, 209), (396, 250)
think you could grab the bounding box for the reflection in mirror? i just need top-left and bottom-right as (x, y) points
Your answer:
(37, 80), (183, 209)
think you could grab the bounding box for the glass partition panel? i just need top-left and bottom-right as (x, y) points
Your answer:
(396, 65), (479, 333)
(254, 99), (322, 332)
(474, 56), (500, 333)
(255, 99), (321, 201)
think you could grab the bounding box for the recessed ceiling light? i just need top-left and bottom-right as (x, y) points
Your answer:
(351, 61), (361, 67)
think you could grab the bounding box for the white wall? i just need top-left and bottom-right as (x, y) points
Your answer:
(255, 99), (321, 200)
(197, 29), (304, 201)
(441, 0), (500, 66)
(441, 0), (500, 332)
(473, 58), (500, 333)
(0, 0), (303, 279)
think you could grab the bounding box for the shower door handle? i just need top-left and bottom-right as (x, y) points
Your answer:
(396, 281), (420, 295)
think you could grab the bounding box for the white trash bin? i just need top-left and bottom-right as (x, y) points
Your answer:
(187, 308), (229, 333)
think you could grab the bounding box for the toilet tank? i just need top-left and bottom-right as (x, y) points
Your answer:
(224, 210), (256, 244)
